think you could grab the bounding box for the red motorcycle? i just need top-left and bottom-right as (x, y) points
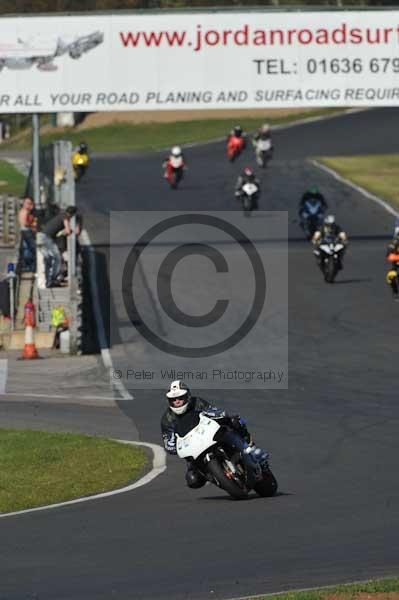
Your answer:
(227, 135), (245, 162)
(164, 155), (185, 189)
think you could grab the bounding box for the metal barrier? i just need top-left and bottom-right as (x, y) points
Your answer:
(0, 195), (18, 246)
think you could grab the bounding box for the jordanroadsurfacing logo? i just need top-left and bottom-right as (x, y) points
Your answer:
(110, 211), (288, 389)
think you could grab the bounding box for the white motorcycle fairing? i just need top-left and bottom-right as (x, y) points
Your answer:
(242, 182), (258, 197)
(319, 242), (344, 255)
(170, 156), (184, 169)
(257, 139), (272, 151)
(176, 414), (220, 460)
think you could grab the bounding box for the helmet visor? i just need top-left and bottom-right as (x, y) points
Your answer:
(168, 394), (188, 407)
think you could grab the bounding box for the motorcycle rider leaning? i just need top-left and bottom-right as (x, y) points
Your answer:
(161, 380), (269, 489)
(312, 215), (348, 269)
(235, 167), (260, 209)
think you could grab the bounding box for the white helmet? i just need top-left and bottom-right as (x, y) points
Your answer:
(260, 123), (270, 134)
(171, 146), (182, 157)
(166, 380), (190, 415)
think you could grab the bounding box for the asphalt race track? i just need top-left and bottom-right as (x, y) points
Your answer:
(1, 108), (399, 600)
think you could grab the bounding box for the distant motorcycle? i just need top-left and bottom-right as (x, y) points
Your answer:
(386, 252), (399, 299)
(72, 151), (89, 182)
(254, 138), (272, 168)
(164, 155), (185, 189)
(176, 412), (278, 500)
(227, 135), (245, 162)
(300, 200), (325, 239)
(238, 181), (259, 217)
(314, 235), (345, 283)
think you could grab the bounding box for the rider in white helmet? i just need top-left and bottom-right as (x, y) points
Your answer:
(254, 123), (271, 141)
(163, 146), (185, 178)
(161, 380), (270, 489)
(252, 123), (273, 166)
(312, 214), (347, 244)
(312, 214), (348, 270)
(171, 146), (182, 158)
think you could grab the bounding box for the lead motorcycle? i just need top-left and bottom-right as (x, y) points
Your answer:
(176, 412), (278, 500)
(314, 235), (345, 283)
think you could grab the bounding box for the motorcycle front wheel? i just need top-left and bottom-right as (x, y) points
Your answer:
(324, 257), (337, 283)
(254, 469), (278, 497)
(74, 165), (86, 182)
(242, 197), (252, 218)
(207, 458), (248, 500)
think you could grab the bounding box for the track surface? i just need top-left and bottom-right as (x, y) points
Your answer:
(1, 108), (399, 600)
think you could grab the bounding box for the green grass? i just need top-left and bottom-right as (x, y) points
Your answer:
(318, 154), (399, 210)
(0, 159), (26, 196)
(251, 577), (399, 600)
(3, 109), (345, 153)
(0, 429), (148, 513)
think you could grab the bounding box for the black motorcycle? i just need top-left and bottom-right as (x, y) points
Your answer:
(314, 235), (345, 283)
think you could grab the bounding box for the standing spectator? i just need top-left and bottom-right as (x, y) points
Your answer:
(18, 197), (36, 272)
(42, 206), (77, 287)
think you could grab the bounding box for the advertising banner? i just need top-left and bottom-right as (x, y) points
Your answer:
(1, 10), (399, 111)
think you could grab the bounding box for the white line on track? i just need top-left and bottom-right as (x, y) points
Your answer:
(3, 392), (118, 401)
(0, 440), (166, 519)
(79, 229), (133, 401)
(312, 159), (399, 219)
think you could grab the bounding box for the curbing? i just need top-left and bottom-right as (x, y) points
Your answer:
(0, 439), (166, 519)
(225, 577), (397, 600)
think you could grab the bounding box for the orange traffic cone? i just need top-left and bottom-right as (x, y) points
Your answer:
(21, 323), (40, 359)
(20, 299), (40, 360)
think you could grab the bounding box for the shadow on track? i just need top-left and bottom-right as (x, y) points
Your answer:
(334, 278), (373, 284)
(200, 491), (290, 502)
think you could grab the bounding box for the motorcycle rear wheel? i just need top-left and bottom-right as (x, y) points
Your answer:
(207, 458), (248, 500)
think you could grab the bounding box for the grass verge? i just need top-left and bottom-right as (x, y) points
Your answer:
(0, 429), (148, 513)
(318, 154), (399, 210)
(3, 108), (346, 153)
(0, 159), (26, 196)
(251, 578), (399, 600)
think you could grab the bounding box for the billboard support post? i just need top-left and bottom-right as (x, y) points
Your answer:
(32, 113), (40, 210)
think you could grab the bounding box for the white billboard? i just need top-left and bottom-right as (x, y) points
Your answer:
(1, 10), (399, 111)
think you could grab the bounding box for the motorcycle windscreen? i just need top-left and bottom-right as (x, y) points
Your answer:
(175, 410), (201, 438)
